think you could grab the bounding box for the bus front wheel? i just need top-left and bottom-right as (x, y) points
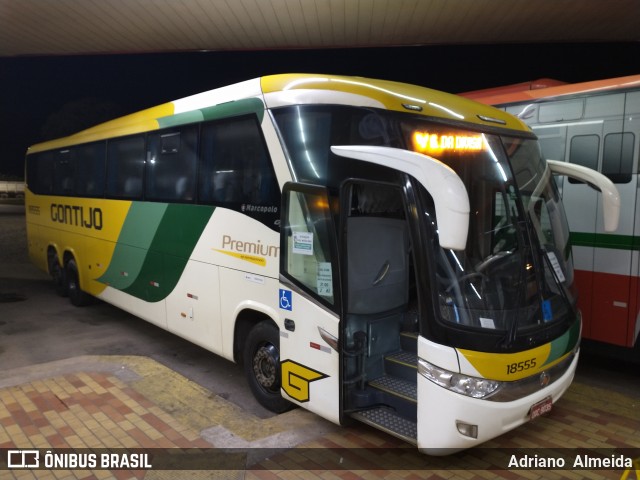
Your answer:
(243, 321), (293, 414)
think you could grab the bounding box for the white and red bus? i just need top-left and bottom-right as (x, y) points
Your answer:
(463, 75), (640, 349)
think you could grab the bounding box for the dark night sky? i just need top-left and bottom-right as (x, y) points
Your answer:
(1, 42), (639, 178)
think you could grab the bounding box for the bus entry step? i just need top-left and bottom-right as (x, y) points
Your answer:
(351, 406), (417, 445)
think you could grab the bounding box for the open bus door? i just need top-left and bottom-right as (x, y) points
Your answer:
(278, 183), (342, 424)
(277, 178), (418, 429)
(276, 146), (471, 432)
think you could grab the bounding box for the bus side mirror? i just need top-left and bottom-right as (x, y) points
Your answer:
(547, 159), (621, 232)
(331, 146), (470, 250)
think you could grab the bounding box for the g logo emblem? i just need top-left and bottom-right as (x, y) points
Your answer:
(281, 359), (327, 402)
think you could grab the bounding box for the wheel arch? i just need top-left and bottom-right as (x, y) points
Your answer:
(46, 243), (62, 274)
(233, 308), (279, 366)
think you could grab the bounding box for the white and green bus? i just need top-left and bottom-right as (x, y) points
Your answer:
(24, 74), (619, 453)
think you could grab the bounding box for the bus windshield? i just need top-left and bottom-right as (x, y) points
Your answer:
(420, 131), (576, 338)
(272, 105), (576, 342)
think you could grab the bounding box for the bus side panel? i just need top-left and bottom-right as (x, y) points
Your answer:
(185, 207), (280, 360)
(165, 259), (222, 353)
(25, 214), (48, 274)
(219, 268), (280, 361)
(572, 260), (594, 339)
(589, 270), (634, 346)
(589, 113), (639, 347)
(629, 274), (640, 346)
(98, 287), (167, 329)
(628, 92), (640, 346)
(83, 234), (117, 297)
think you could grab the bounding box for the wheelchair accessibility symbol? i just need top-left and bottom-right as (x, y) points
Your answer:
(279, 289), (292, 311)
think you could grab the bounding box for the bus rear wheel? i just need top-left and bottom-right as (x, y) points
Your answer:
(243, 321), (293, 414)
(48, 252), (67, 297)
(65, 258), (91, 307)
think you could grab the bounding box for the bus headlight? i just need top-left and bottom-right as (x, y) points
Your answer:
(418, 358), (501, 399)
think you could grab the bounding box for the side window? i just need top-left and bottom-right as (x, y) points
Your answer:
(75, 142), (106, 197)
(26, 152), (54, 195)
(568, 135), (599, 184)
(602, 132), (634, 184)
(539, 99), (584, 123)
(537, 127), (567, 162)
(282, 185), (337, 307)
(199, 116), (280, 227)
(146, 126), (197, 202)
(106, 135), (145, 199)
(53, 149), (76, 196)
(271, 108), (333, 182)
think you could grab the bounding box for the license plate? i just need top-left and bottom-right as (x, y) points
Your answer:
(529, 396), (553, 420)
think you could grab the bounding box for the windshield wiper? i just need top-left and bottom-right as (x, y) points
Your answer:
(498, 221), (532, 350)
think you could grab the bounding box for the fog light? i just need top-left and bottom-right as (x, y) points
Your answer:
(456, 421), (478, 439)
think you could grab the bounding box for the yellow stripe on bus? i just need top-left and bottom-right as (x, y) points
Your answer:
(457, 344), (555, 381)
(27, 103), (174, 153)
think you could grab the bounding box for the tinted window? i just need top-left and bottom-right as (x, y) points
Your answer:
(107, 135), (145, 199)
(75, 142), (106, 197)
(53, 149), (76, 196)
(603, 132), (634, 184)
(199, 116), (280, 226)
(146, 126), (197, 202)
(568, 135), (599, 184)
(26, 151), (54, 195)
(272, 105), (403, 184)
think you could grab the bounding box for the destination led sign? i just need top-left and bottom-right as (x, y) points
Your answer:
(412, 131), (484, 154)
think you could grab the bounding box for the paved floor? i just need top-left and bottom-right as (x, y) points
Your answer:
(0, 355), (638, 480)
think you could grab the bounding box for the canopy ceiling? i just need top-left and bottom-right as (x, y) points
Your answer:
(1, 0), (638, 57)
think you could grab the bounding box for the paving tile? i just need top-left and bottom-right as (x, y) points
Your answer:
(0, 356), (638, 480)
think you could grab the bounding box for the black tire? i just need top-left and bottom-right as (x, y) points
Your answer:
(49, 252), (68, 297)
(243, 321), (293, 413)
(65, 258), (92, 307)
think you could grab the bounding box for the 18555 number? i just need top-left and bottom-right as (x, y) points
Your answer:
(506, 358), (537, 375)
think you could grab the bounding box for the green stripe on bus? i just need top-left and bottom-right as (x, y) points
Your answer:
(157, 110), (205, 128)
(118, 203), (168, 248)
(543, 317), (580, 367)
(570, 232), (640, 251)
(98, 203), (168, 289)
(156, 98), (264, 129)
(200, 97), (264, 123)
(122, 204), (214, 302)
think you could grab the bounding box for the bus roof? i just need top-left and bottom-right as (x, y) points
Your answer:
(461, 74), (640, 106)
(28, 73), (530, 154)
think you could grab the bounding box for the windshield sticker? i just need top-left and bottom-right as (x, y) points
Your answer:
(317, 262), (333, 297)
(479, 317), (496, 329)
(293, 231), (314, 255)
(546, 252), (566, 282)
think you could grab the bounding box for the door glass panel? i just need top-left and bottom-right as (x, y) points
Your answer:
(603, 132), (634, 183)
(282, 187), (336, 306)
(568, 135), (599, 184)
